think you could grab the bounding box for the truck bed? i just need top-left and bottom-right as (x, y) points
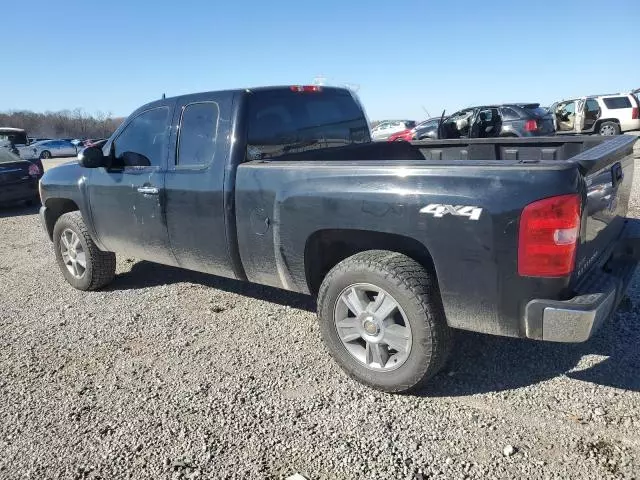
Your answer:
(271, 135), (631, 174)
(236, 134), (637, 339)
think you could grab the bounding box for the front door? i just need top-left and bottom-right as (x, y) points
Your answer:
(555, 100), (577, 132)
(87, 104), (176, 265)
(163, 93), (236, 278)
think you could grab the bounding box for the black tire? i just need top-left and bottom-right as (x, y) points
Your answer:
(317, 250), (452, 393)
(40, 150), (51, 159)
(598, 121), (620, 136)
(52, 211), (116, 291)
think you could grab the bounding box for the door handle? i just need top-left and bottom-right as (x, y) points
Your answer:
(137, 186), (159, 195)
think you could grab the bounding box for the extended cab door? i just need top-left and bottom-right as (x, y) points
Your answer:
(163, 93), (237, 278)
(87, 104), (176, 265)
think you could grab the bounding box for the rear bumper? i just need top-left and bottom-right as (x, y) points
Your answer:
(0, 180), (39, 204)
(525, 218), (640, 342)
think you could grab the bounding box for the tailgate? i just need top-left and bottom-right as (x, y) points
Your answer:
(572, 135), (637, 279)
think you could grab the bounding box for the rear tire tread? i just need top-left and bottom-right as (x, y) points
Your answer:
(317, 250), (452, 393)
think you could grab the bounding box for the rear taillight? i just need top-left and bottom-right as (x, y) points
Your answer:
(290, 85), (322, 93)
(632, 107), (639, 120)
(28, 163), (41, 176)
(524, 119), (538, 132)
(518, 194), (581, 277)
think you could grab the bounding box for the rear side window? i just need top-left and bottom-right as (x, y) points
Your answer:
(602, 97), (632, 109)
(177, 102), (219, 167)
(246, 89), (370, 160)
(500, 107), (521, 120)
(524, 107), (549, 117)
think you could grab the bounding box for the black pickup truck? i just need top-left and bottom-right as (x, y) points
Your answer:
(38, 86), (640, 393)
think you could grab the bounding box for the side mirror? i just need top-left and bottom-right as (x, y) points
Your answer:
(78, 146), (107, 168)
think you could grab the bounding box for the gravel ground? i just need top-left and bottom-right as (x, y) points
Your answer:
(1, 149), (640, 479)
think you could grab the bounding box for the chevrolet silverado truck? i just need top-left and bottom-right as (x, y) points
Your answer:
(38, 86), (640, 393)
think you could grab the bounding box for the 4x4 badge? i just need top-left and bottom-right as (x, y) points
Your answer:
(420, 204), (483, 221)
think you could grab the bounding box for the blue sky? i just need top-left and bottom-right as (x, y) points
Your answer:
(1, 0), (638, 120)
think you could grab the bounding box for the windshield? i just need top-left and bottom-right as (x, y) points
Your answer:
(246, 88), (370, 160)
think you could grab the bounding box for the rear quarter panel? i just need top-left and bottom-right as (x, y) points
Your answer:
(235, 160), (581, 337)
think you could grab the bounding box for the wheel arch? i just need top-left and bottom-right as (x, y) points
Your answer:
(304, 229), (437, 296)
(42, 198), (80, 240)
(594, 118), (620, 133)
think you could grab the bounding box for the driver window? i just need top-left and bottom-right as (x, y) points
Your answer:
(112, 107), (170, 168)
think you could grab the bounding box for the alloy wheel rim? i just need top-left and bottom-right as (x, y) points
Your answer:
(60, 229), (86, 279)
(333, 283), (412, 371)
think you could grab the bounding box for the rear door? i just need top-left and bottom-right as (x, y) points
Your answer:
(163, 93), (237, 278)
(581, 98), (601, 132)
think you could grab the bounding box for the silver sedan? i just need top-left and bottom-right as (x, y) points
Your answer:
(26, 140), (77, 160)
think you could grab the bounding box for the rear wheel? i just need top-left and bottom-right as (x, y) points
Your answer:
(598, 121), (620, 136)
(317, 250), (452, 393)
(53, 211), (116, 291)
(40, 150), (51, 159)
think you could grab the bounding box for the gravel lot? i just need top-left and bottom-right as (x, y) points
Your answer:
(1, 147), (640, 479)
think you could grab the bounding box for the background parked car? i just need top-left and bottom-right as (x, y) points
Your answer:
(0, 148), (43, 205)
(0, 127), (29, 149)
(386, 118), (440, 141)
(28, 137), (52, 144)
(551, 93), (640, 135)
(24, 139), (78, 160)
(84, 138), (106, 148)
(77, 139), (107, 158)
(417, 104), (555, 140)
(371, 120), (416, 141)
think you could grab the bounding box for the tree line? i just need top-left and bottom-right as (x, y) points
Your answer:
(0, 109), (124, 140)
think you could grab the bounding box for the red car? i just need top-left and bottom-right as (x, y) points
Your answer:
(387, 129), (415, 142)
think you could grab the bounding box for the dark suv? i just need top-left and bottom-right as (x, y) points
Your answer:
(415, 104), (555, 140)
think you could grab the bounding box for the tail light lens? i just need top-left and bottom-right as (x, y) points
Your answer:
(28, 163), (41, 176)
(518, 194), (581, 277)
(632, 107), (639, 120)
(524, 119), (538, 132)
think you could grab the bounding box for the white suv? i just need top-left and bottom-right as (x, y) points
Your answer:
(551, 93), (640, 135)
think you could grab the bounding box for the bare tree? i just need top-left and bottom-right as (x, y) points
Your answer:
(0, 109), (121, 139)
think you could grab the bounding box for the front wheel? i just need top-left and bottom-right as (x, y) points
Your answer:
(317, 250), (452, 393)
(40, 150), (51, 159)
(598, 121), (620, 136)
(53, 211), (116, 290)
